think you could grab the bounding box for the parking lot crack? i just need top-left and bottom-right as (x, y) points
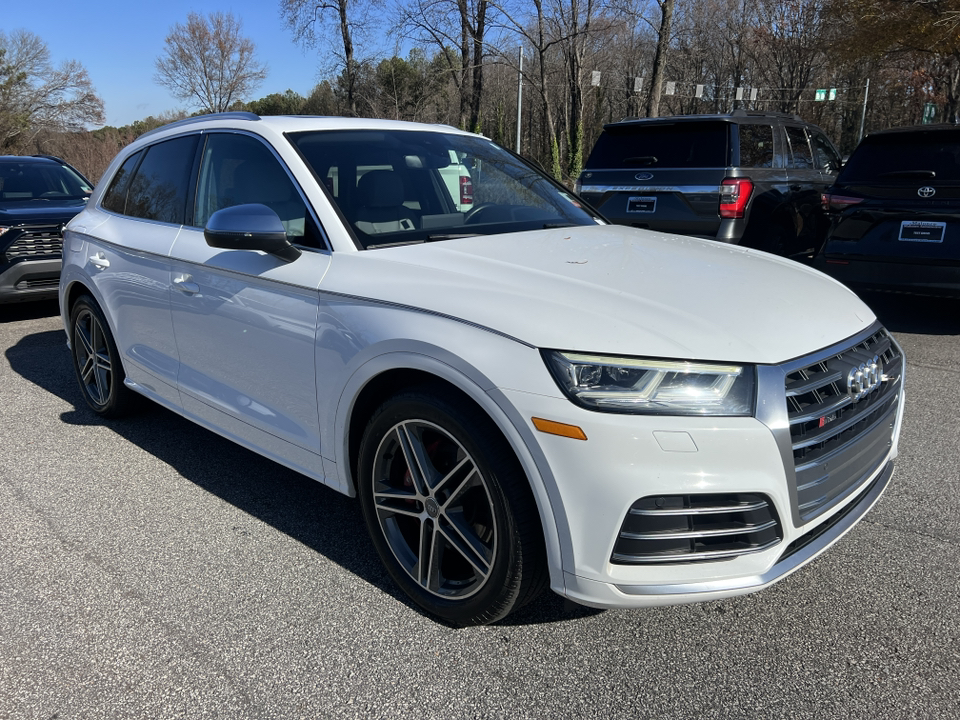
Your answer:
(905, 360), (960, 376)
(863, 517), (960, 549)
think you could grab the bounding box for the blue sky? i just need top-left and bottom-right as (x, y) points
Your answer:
(5, 1), (333, 127)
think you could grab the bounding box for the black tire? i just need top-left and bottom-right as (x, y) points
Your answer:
(759, 219), (796, 256)
(357, 388), (547, 626)
(69, 295), (138, 418)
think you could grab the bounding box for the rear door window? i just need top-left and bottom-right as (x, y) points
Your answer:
(125, 135), (199, 224)
(785, 126), (814, 170)
(585, 122), (730, 168)
(737, 125), (775, 168)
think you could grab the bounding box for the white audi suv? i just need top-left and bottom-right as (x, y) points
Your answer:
(59, 113), (904, 625)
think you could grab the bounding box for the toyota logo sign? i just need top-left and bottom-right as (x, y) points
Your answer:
(918, 186), (936, 198)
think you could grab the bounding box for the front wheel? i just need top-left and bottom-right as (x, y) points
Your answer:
(357, 388), (546, 625)
(69, 295), (137, 417)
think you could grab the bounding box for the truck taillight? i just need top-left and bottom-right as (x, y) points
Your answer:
(719, 178), (753, 219)
(460, 175), (473, 205)
(821, 192), (863, 212)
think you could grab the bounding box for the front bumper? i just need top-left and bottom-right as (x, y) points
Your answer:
(0, 258), (62, 303)
(499, 326), (904, 609)
(562, 461), (893, 608)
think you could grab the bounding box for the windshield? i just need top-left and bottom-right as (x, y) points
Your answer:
(0, 160), (92, 203)
(288, 129), (600, 248)
(840, 130), (960, 184)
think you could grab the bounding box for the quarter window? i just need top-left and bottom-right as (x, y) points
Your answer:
(810, 131), (842, 173)
(101, 151), (142, 215)
(194, 133), (310, 244)
(785, 127), (814, 170)
(124, 136), (199, 224)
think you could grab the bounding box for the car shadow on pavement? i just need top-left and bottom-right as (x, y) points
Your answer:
(0, 298), (61, 323)
(6, 329), (598, 627)
(856, 291), (960, 335)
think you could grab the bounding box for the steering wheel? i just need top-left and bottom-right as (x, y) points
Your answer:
(463, 203), (499, 224)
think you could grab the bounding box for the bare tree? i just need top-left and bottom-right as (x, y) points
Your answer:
(0, 30), (104, 151)
(751, 0), (827, 113)
(281, 0), (377, 116)
(154, 12), (267, 114)
(646, 0), (676, 118)
(394, 0), (492, 131)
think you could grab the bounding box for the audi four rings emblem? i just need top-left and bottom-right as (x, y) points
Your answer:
(846, 356), (883, 401)
(918, 186), (936, 198)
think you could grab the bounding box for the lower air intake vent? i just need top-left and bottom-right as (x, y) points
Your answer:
(611, 493), (782, 564)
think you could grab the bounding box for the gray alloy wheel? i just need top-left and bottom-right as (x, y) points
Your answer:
(358, 388), (547, 625)
(69, 295), (137, 418)
(73, 305), (114, 409)
(370, 418), (497, 600)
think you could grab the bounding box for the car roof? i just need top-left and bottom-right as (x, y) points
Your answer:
(603, 110), (806, 130)
(865, 123), (960, 138)
(0, 155), (63, 165)
(136, 112), (475, 144)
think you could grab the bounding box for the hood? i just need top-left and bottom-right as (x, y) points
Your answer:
(0, 198), (87, 225)
(324, 225), (875, 364)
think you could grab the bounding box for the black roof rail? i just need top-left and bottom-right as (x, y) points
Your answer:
(138, 111), (261, 141)
(729, 109), (804, 122)
(31, 154), (66, 163)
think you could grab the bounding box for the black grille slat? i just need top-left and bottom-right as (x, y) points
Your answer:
(785, 369), (844, 398)
(4, 226), (64, 260)
(612, 493), (782, 565)
(785, 327), (902, 523)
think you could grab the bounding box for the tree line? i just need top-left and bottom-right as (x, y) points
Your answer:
(2, 0), (958, 185)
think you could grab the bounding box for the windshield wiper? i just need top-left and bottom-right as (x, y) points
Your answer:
(424, 233), (480, 241)
(543, 222), (575, 229)
(622, 156), (657, 166)
(878, 170), (936, 178)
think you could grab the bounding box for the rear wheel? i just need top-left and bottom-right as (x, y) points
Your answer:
(744, 217), (795, 256)
(357, 388), (546, 625)
(69, 295), (137, 417)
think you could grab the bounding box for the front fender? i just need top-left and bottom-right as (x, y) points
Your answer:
(331, 343), (570, 595)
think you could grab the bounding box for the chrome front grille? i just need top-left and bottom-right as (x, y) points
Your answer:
(4, 226), (64, 260)
(785, 327), (903, 523)
(611, 493), (782, 564)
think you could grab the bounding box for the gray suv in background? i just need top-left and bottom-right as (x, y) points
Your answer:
(576, 111), (842, 258)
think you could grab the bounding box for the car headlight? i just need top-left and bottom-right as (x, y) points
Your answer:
(543, 350), (755, 416)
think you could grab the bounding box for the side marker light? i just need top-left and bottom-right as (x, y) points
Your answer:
(532, 417), (588, 441)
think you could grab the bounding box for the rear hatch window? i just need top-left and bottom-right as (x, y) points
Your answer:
(585, 122), (730, 169)
(840, 131), (960, 185)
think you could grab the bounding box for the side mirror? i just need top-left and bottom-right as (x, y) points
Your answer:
(204, 204), (301, 263)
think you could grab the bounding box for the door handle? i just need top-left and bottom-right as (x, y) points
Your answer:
(89, 252), (110, 269)
(173, 275), (200, 295)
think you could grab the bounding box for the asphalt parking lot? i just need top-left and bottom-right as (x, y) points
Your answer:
(2, 293), (959, 720)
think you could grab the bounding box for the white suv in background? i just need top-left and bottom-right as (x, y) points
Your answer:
(59, 113), (904, 626)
